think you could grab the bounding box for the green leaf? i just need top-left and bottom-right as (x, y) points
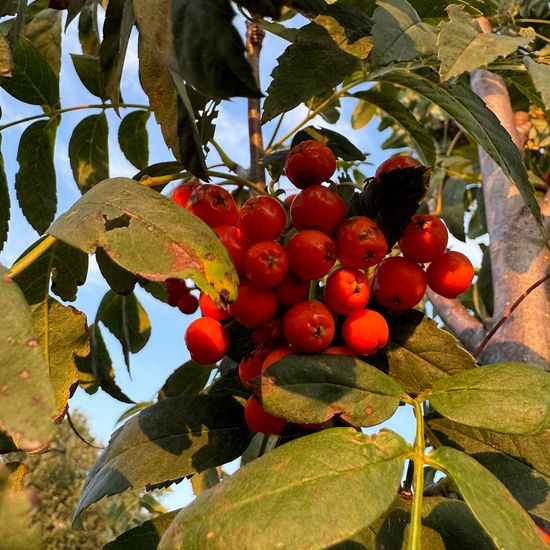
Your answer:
(441, 177), (465, 241)
(373, 69), (545, 236)
(351, 98), (377, 129)
(158, 428), (411, 550)
(429, 417), (550, 523)
(382, 310), (477, 395)
(171, 0), (261, 99)
(524, 57), (550, 112)
(95, 248), (136, 295)
(370, 0), (437, 67)
(78, 1), (100, 57)
(429, 362), (550, 435)
(429, 446), (548, 550)
(47, 178), (239, 302)
(68, 113), (109, 194)
(262, 149), (289, 181)
(291, 125), (365, 161)
(352, 89), (436, 165)
(0, 35), (13, 77)
(73, 394), (252, 529)
(15, 119), (57, 234)
(70, 54), (105, 99)
(96, 290), (151, 371)
(100, 0), (134, 110)
(0, 36), (58, 106)
(262, 22), (358, 122)
(0, 267), (56, 449)
(66, 0), (87, 28)
(158, 361), (215, 399)
(0, 144), (9, 252)
(118, 110), (150, 170)
(255, 354), (403, 426)
(438, 6), (533, 82)
(191, 468), (220, 496)
(103, 510), (180, 550)
(23, 7), (62, 75)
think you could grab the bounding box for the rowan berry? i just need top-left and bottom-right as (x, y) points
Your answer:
(262, 347), (294, 372)
(245, 396), (287, 435)
(324, 268), (370, 316)
(186, 184), (237, 227)
(375, 156), (421, 180)
(426, 251), (474, 299)
(399, 215), (448, 263)
(213, 225), (247, 275)
(290, 185), (345, 234)
(239, 348), (271, 388)
(342, 310), (389, 356)
(185, 317), (229, 365)
(275, 273), (310, 306)
(229, 281), (278, 328)
(285, 140), (336, 189)
(239, 196), (287, 243)
(172, 180), (201, 207)
(244, 241), (288, 288)
(336, 217), (387, 269)
(199, 293), (230, 321)
(283, 301), (335, 353)
(286, 230), (336, 280)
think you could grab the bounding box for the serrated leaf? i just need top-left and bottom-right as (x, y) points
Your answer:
(429, 446), (548, 550)
(441, 177), (465, 241)
(0, 36), (58, 106)
(352, 89), (436, 165)
(429, 362), (550, 435)
(438, 6), (533, 82)
(382, 310), (478, 395)
(69, 113), (109, 194)
(66, 0), (87, 29)
(78, 1), (100, 57)
(374, 69), (545, 236)
(95, 248), (136, 295)
(23, 8), (62, 74)
(291, 125), (365, 161)
(103, 510), (180, 550)
(524, 57), (550, 112)
(15, 119), (57, 234)
(0, 144), (9, 252)
(255, 354), (403, 426)
(0, 267), (56, 450)
(73, 394), (252, 529)
(158, 428), (410, 550)
(351, 98), (377, 130)
(47, 178), (239, 302)
(429, 417), (550, 522)
(159, 361), (215, 399)
(70, 54), (105, 99)
(370, 0), (437, 67)
(262, 22), (358, 122)
(118, 110), (150, 170)
(0, 35), (12, 76)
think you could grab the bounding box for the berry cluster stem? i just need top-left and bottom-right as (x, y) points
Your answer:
(408, 398), (425, 550)
(6, 235), (56, 278)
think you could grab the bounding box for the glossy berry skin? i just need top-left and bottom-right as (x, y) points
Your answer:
(186, 184), (237, 228)
(275, 273), (310, 306)
(199, 293), (230, 321)
(285, 140), (336, 189)
(229, 281), (278, 328)
(375, 156), (421, 180)
(372, 256), (427, 310)
(213, 225), (247, 275)
(239, 348), (271, 388)
(342, 310), (389, 356)
(399, 215), (448, 263)
(177, 292), (199, 314)
(262, 347), (294, 372)
(290, 185), (346, 234)
(166, 278), (188, 307)
(286, 230), (336, 281)
(324, 268), (370, 316)
(245, 396), (287, 435)
(239, 196), (287, 243)
(283, 301), (335, 353)
(336, 217), (387, 269)
(185, 317), (229, 365)
(244, 241), (288, 288)
(427, 251), (474, 299)
(323, 346), (356, 357)
(172, 180), (201, 207)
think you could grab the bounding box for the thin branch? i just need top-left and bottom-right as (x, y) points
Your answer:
(66, 411), (104, 450)
(210, 138), (242, 174)
(265, 112), (285, 151)
(474, 273), (550, 358)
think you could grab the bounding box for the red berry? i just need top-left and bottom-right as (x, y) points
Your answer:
(245, 396), (287, 435)
(399, 215), (448, 263)
(342, 310), (389, 356)
(336, 217), (387, 269)
(177, 292), (199, 314)
(186, 184), (237, 227)
(275, 273), (310, 306)
(239, 348), (271, 388)
(229, 281), (278, 328)
(372, 256), (427, 310)
(323, 346), (356, 357)
(537, 526), (550, 543)
(172, 180), (201, 207)
(375, 156), (421, 180)
(324, 268), (370, 316)
(213, 225), (247, 275)
(283, 300), (335, 353)
(199, 293), (230, 321)
(244, 241), (288, 288)
(283, 193), (298, 208)
(165, 278), (188, 307)
(185, 317), (229, 365)
(239, 196), (287, 243)
(253, 317), (286, 348)
(290, 185), (345, 234)
(545, 170), (550, 188)
(285, 140), (336, 189)
(262, 347), (294, 372)
(426, 251), (474, 299)
(286, 230), (336, 281)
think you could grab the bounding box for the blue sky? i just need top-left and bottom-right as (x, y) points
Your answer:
(0, 9), (479, 512)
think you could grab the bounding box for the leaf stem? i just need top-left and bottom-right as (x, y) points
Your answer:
(6, 235), (56, 278)
(516, 18), (550, 25)
(408, 399), (425, 550)
(308, 280), (317, 301)
(210, 138), (241, 173)
(0, 103), (150, 132)
(207, 170), (268, 195)
(265, 112), (285, 151)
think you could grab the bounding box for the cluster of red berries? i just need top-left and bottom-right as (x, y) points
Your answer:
(166, 140), (475, 436)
